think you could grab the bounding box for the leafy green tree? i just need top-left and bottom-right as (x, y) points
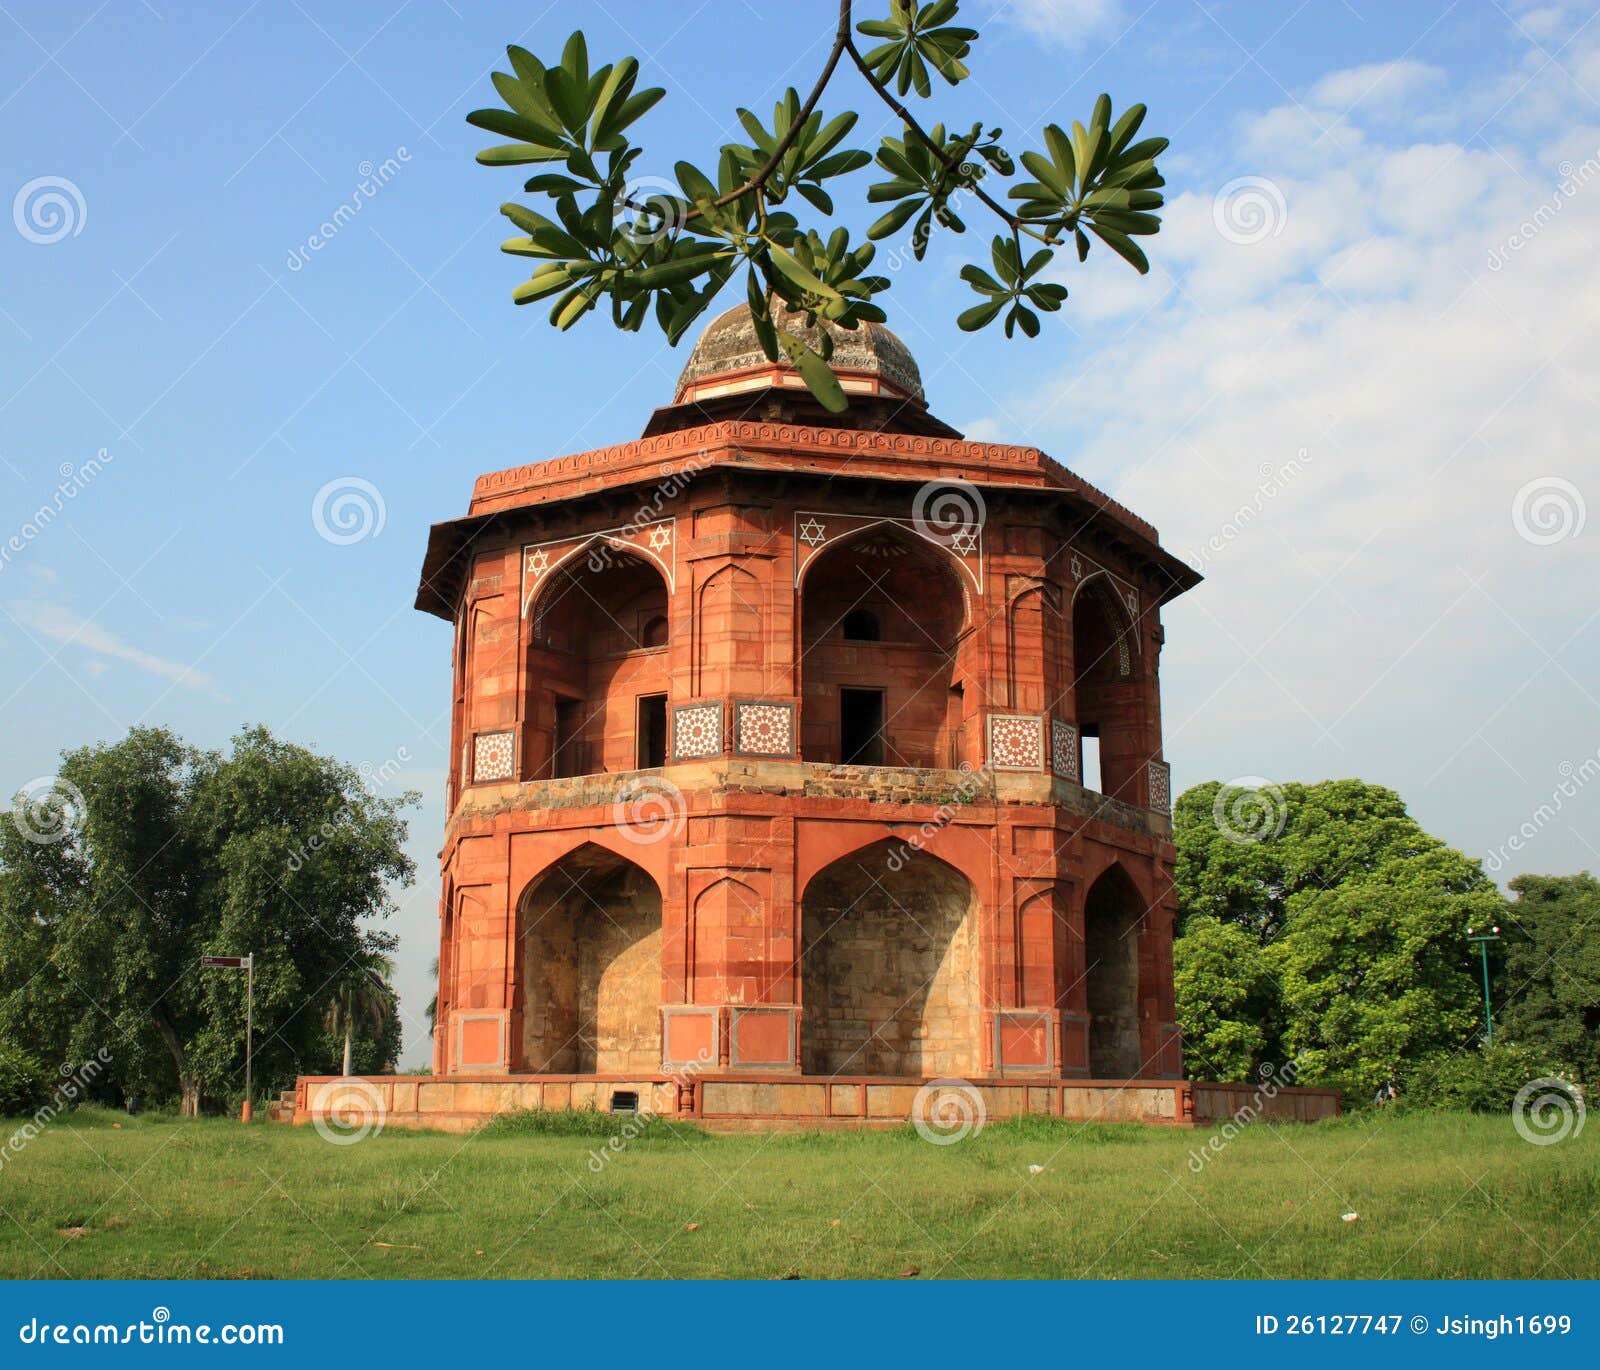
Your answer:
(1269, 846), (1500, 1089)
(1499, 873), (1600, 1080)
(0, 727), (416, 1114)
(1173, 779), (1506, 1090)
(467, 1), (1169, 411)
(1173, 915), (1277, 1080)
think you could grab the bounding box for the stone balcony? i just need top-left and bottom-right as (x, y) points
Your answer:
(449, 756), (1171, 842)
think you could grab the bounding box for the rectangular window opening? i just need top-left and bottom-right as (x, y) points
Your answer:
(553, 698), (583, 779)
(840, 688), (885, 766)
(609, 1090), (639, 1115)
(1081, 729), (1102, 793)
(638, 694), (667, 770)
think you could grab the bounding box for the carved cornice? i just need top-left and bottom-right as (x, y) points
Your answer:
(467, 419), (1160, 544)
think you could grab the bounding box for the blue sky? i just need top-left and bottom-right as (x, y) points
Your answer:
(3, 0), (1597, 1066)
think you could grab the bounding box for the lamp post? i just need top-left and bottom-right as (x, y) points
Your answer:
(1466, 926), (1500, 1045)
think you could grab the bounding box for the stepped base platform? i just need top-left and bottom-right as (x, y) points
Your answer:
(290, 1072), (1340, 1134)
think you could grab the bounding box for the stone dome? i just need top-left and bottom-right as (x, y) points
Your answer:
(674, 299), (925, 405)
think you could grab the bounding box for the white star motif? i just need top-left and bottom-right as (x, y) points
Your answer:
(527, 549), (550, 577)
(799, 518), (827, 546)
(1124, 588), (1138, 615)
(1069, 554), (1083, 580)
(647, 523), (672, 551)
(950, 526), (978, 555)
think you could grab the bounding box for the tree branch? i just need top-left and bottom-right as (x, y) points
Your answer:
(709, 0), (855, 209)
(843, 31), (1044, 239)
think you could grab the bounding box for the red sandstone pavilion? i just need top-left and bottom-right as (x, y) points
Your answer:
(296, 304), (1336, 1130)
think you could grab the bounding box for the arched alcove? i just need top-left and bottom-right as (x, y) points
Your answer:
(1083, 863), (1145, 1079)
(1072, 577), (1143, 800)
(517, 845), (663, 1073)
(527, 549), (669, 777)
(799, 840), (979, 1076)
(799, 527), (966, 767)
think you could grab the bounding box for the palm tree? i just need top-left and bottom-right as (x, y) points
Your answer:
(325, 950), (395, 1077)
(425, 957), (438, 1039)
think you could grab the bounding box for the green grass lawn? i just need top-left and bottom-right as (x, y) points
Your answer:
(0, 1107), (1593, 1279)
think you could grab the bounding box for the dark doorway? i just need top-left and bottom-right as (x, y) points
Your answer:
(840, 687), (885, 765)
(637, 694), (667, 769)
(553, 698), (582, 778)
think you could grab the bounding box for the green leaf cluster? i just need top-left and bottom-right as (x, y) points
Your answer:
(468, 6), (1171, 404)
(856, 0), (978, 96)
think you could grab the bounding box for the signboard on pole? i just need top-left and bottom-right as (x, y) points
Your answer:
(200, 953), (255, 1122)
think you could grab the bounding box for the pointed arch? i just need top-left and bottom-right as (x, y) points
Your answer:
(1082, 861), (1146, 1079)
(1007, 579), (1062, 713)
(690, 875), (766, 1004)
(524, 549), (670, 778)
(799, 839), (980, 1077)
(1071, 573), (1147, 800)
(517, 843), (662, 1073)
(799, 523), (969, 767)
(694, 561), (766, 696)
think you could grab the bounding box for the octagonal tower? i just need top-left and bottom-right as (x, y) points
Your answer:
(414, 305), (1203, 1122)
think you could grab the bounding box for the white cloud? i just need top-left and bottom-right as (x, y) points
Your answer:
(1308, 59), (1447, 114)
(992, 0), (1126, 50)
(960, 17), (1600, 881)
(11, 602), (219, 692)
